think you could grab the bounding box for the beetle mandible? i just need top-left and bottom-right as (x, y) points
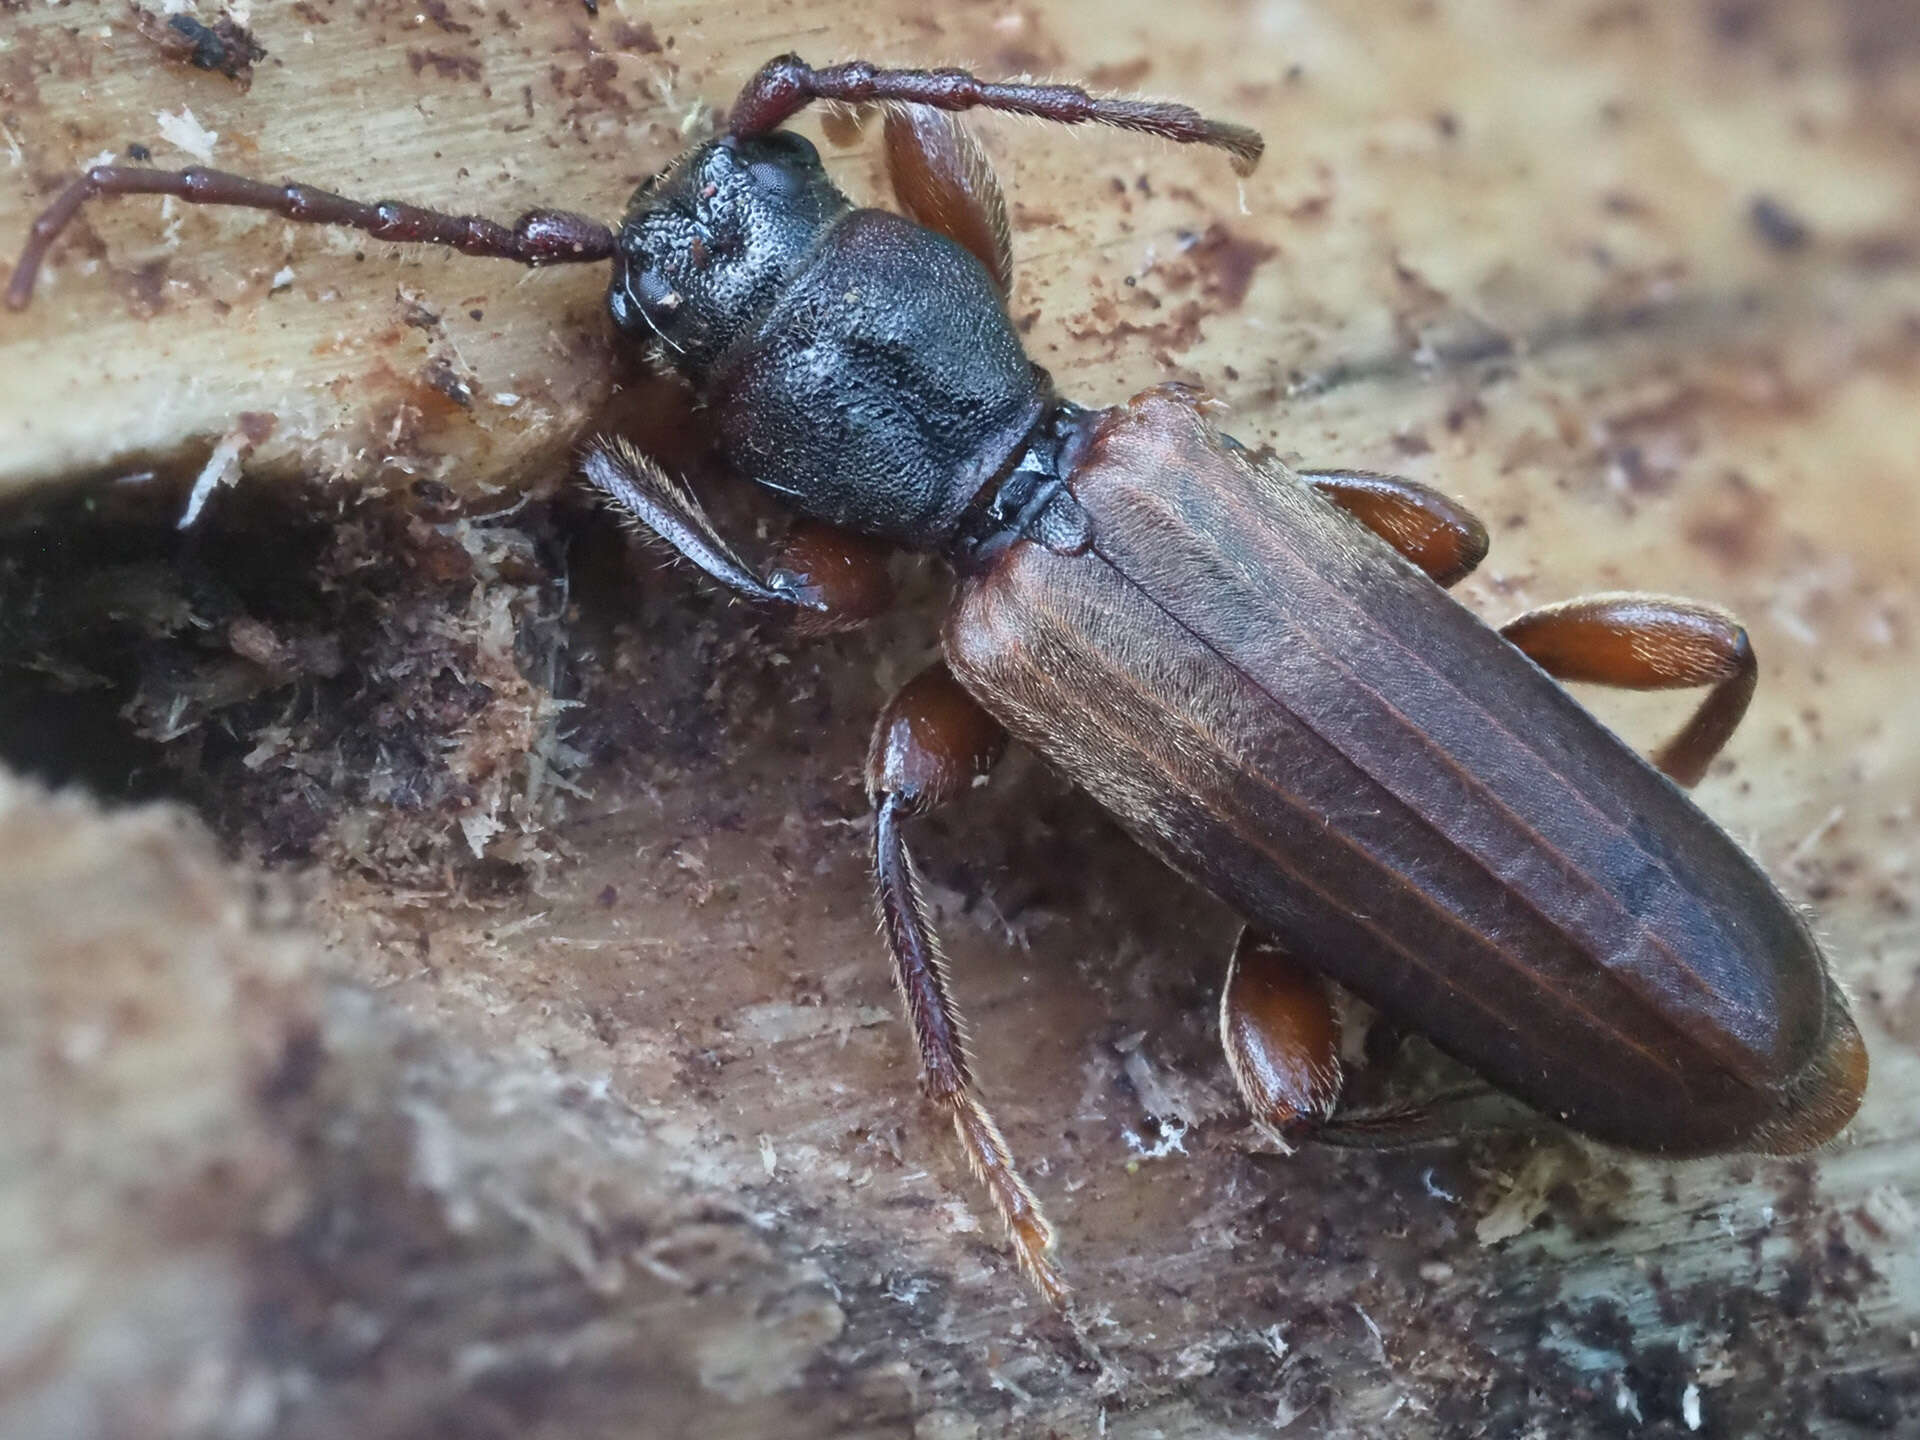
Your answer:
(9, 54), (1867, 1306)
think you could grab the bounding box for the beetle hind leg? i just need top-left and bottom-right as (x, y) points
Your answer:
(867, 663), (1068, 1304)
(1499, 593), (1757, 787)
(1220, 930), (1344, 1149)
(1223, 934), (1535, 1149)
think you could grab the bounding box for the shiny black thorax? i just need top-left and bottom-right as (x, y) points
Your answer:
(609, 132), (1052, 549)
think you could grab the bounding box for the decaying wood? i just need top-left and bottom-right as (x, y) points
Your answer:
(2, 2), (1918, 1436)
(0, 777), (881, 1439)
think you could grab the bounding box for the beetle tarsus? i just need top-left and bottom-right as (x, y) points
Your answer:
(947, 1091), (1069, 1307)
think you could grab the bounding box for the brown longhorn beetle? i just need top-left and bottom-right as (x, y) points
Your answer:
(9, 55), (1867, 1305)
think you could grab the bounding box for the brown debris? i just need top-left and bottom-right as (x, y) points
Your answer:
(0, 474), (571, 881)
(1751, 194), (1814, 254)
(130, 4), (267, 90)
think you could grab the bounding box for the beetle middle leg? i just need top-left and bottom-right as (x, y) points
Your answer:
(1499, 594), (1756, 787)
(1299, 470), (1492, 588)
(865, 662), (1069, 1304)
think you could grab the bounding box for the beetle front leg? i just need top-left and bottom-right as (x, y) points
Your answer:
(587, 443), (898, 631)
(1500, 594), (1756, 787)
(866, 663), (1068, 1304)
(1220, 929), (1344, 1149)
(583, 439), (837, 619)
(766, 519), (896, 635)
(883, 107), (1014, 298)
(1299, 470), (1491, 588)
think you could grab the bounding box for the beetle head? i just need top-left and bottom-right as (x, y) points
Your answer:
(609, 131), (850, 379)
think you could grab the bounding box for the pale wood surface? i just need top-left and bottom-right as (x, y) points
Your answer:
(3, 2), (1918, 1436)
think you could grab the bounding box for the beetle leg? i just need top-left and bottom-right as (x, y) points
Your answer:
(767, 519), (897, 635)
(1500, 593), (1756, 788)
(1224, 935), (1528, 1150)
(866, 664), (1068, 1304)
(1220, 929), (1344, 1150)
(1313, 1084), (1519, 1148)
(581, 439), (836, 617)
(7, 164), (613, 311)
(883, 107), (1014, 298)
(1298, 470), (1491, 588)
(726, 56), (1264, 174)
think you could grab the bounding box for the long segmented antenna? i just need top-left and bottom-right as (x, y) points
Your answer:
(727, 55), (1264, 175)
(8, 58), (1260, 307)
(6, 165), (615, 310)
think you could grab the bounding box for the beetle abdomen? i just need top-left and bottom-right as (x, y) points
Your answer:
(945, 386), (1865, 1156)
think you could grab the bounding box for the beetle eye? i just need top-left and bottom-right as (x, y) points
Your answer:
(745, 130), (821, 192)
(748, 161), (797, 193)
(632, 265), (677, 308)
